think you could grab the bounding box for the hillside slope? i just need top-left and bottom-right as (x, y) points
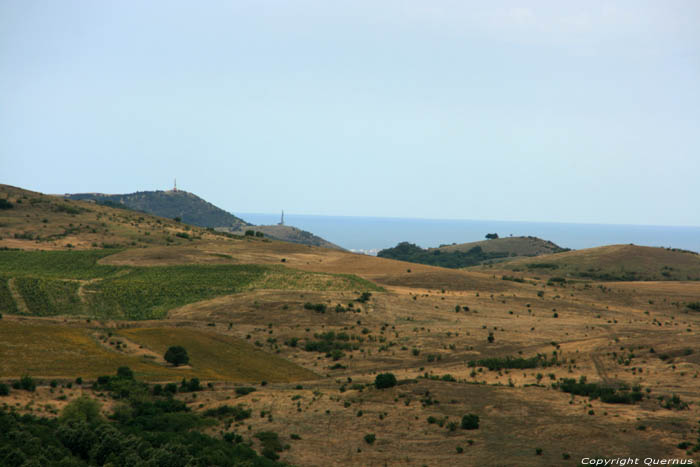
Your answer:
(67, 190), (249, 229)
(496, 243), (700, 281)
(0, 184), (224, 250)
(229, 224), (344, 250)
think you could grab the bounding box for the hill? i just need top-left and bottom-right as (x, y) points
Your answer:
(438, 235), (568, 257)
(494, 243), (700, 281)
(377, 236), (567, 269)
(0, 184), (227, 250)
(67, 189), (249, 229)
(229, 224), (344, 251)
(3, 184), (700, 466)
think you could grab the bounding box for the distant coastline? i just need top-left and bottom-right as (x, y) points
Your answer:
(235, 212), (700, 254)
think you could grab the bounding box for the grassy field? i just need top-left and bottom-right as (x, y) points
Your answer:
(0, 248), (381, 319)
(484, 244), (700, 281)
(0, 320), (316, 382)
(0, 276), (18, 314)
(0, 249), (119, 279)
(119, 327), (317, 382)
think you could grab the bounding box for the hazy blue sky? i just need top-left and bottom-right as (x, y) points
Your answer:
(2, 1), (699, 226)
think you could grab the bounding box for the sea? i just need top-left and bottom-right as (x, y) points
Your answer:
(234, 213), (700, 255)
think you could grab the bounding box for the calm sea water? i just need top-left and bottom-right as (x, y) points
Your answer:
(235, 213), (700, 254)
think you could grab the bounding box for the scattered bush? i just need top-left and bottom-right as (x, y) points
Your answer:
(364, 433), (376, 444)
(554, 377), (643, 404)
(204, 404), (251, 420)
(13, 375), (36, 392)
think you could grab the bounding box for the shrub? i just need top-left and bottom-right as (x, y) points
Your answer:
(116, 366), (134, 379)
(461, 414), (479, 430)
(59, 396), (102, 424)
(164, 346), (189, 366)
(554, 377), (643, 404)
(356, 292), (372, 303)
(364, 433), (376, 444)
(0, 383), (9, 396)
(0, 199), (13, 210)
(15, 375), (36, 392)
(204, 404), (251, 420)
(235, 387), (256, 396)
(179, 378), (201, 392)
(687, 302), (700, 312)
(375, 373), (397, 389)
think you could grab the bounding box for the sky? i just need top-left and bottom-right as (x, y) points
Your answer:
(1, 1), (699, 226)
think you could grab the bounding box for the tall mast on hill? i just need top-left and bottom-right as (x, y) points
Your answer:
(279, 210), (284, 226)
(173, 178), (177, 192)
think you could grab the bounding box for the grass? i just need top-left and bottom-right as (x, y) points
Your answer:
(0, 321), (316, 382)
(14, 277), (82, 316)
(86, 264), (380, 320)
(0, 321), (176, 379)
(118, 327), (317, 382)
(0, 249), (118, 279)
(0, 276), (18, 313)
(0, 249), (381, 320)
(500, 244), (700, 281)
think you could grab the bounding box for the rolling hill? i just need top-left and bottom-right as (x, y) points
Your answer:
(3, 182), (700, 466)
(495, 243), (700, 281)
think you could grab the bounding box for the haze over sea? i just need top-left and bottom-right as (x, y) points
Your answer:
(236, 213), (700, 255)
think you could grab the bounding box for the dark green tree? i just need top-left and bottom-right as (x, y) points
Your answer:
(374, 373), (397, 389)
(461, 414), (479, 430)
(164, 346), (189, 366)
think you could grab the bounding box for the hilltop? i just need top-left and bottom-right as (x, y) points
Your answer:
(491, 243), (700, 281)
(67, 189), (249, 230)
(228, 224), (344, 250)
(377, 236), (568, 269)
(437, 235), (568, 257)
(67, 189), (342, 249)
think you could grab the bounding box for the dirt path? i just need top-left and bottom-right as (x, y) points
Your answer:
(591, 353), (611, 384)
(7, 278), (29, 314)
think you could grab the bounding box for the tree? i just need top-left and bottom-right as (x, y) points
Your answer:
(461, 414), (480, 430)
(374, 373), (397, 389)
(485, 233), (499, 240)
(116, 366), (134, 379)
(59, 396), (102, 425)
(164, 346), (189, 366)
